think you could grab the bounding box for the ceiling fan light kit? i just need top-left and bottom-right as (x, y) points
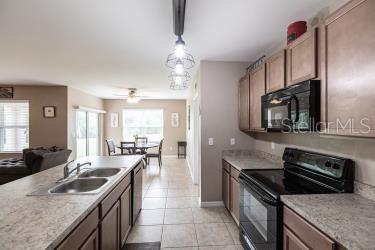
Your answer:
(166, 0), (195, 90)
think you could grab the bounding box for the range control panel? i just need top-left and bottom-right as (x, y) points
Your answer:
(282, 147), (354, 179)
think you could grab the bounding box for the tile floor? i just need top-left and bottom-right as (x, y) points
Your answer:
(126, 157), (244, 249)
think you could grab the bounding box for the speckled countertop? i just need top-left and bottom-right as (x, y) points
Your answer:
(0, 155), (143, 250)
(222, 149), (283, 170)
(281, 194), (375, 250)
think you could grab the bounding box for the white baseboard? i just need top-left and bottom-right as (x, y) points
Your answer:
(199, 201), (224, 207)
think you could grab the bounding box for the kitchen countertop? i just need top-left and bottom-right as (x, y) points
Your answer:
(0, 155), (143, 250)
(281, 193), (375, 250)
(222, 149), (283, 171)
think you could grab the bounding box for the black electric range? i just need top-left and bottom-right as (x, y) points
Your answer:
(238, 148), (354, 250)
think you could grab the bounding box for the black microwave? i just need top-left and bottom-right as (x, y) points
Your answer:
(261, 80), (320, 132)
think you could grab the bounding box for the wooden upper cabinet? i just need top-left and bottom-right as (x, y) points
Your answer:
(266, 50), (286, 93)
(250, 64), (266, 131)
(320, 0), (375, 137)
(286, 28), (317, 86)
(238, 74), (250, 131)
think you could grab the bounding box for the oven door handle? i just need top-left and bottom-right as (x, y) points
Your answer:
(287, 95), (300, 124)
(239, 176), (277, 206)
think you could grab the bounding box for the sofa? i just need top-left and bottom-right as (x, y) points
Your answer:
(0, 146), (72, 185)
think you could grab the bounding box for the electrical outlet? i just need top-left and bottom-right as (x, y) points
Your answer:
(169, 146), (173, 151)
(208, 138), (214, 146)
(271, 142), (275, 150)
(230, 138), (236, 145)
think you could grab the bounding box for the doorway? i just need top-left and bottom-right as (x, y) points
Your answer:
(76, 111), (100, 158)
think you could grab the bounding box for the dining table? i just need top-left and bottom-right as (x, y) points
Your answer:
(117, 142), (159, 155)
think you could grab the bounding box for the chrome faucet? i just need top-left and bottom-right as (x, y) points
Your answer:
(63, 161), (91, 178)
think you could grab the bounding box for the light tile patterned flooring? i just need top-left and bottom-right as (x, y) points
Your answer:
(126, 157), (243, 249)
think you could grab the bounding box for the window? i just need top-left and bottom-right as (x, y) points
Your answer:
(122, 109), (163, 142)
(0, 101), (29, 152)
(76, 110), (100, 158)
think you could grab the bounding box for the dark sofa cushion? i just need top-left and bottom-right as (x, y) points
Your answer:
(0, 159), (30, 175)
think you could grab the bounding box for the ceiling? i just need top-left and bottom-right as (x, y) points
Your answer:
(0, 0), (334, 99)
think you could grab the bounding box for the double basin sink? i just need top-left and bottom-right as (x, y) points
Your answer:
(48, 168), (123, 194)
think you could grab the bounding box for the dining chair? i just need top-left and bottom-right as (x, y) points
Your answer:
(106, 139), (121, 156)
(146, 139), (163, 167)
(135, 137), (148, 154)
(120, 141), (136, 155)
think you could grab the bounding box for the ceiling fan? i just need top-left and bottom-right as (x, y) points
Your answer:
(113, 88), (149, 103)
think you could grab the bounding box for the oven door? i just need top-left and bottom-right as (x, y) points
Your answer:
(239, 176), (280, 250)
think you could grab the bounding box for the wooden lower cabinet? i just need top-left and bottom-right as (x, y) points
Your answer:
(56, 208), (99, 250)
(80, 229), (99, 250)
(120, 184), (132, 246)
(222, 167), (230, 210)
(101, 201), (121, 250)
(222, 161), (240, 225)
(230, 176), (240, 225)
(283, 206), (336, 250)
(284, 226), (309, 250)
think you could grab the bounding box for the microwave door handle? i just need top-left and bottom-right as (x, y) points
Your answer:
(287, 95), (300, 124)
(292, 95), (300, 123)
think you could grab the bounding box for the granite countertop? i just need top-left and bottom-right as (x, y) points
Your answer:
(222, 149), (283, 171)
(0, 155), (143, 250)
(281, 193), (375, 250)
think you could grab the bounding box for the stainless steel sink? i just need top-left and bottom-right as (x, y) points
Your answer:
(48, 178), (109, 194)
(78, 168), (122, 178)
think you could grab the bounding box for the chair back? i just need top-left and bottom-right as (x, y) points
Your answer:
(121, 141), (136, 154)
(158, 139), (164, 155)
(135, 137), (148, 145)
(106, 139), (116, 155)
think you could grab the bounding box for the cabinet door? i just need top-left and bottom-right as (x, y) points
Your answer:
(230, 176), (240, 225)
(266, 50), (286, 93)
(222, 168), (230, 211)
(283, 226), (309, 250)
(239, 74), (250, 131)
(250, 64), (266, 131)
(321, 0), (375, 137)
(56, 208), (99, 250)
(120, 184), (132, 247)
(101, 201), (120, 250)
(286, 28), (317, 86)
(80, 228), (99, 250)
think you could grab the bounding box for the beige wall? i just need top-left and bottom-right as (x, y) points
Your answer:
(67, 87), (105, 160)
(0, 85), (68, 159)
(199, 61), (255, 202)
(103, 99), (186, 156)
(254, 133), (375, 187)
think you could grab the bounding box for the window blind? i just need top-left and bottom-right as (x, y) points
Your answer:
(0, 101), (29, 152)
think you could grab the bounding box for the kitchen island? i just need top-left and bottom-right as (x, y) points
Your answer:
(0, 155), (143, 250)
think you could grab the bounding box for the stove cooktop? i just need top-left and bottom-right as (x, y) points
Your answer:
(240, 168), (338, 200)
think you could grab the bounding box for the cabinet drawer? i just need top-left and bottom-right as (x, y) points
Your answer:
(56, 208), (99, 250)
(222, 160), (230, 172)
(283, 206), (336, 250)
(230, 166), (240, 181)
(101, 174), (131, 218)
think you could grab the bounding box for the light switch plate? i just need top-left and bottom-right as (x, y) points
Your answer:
(230, 138), (236, 145)
(208, 138), (214, 146)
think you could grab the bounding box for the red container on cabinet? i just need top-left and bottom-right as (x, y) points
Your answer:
(287, 21), (307, 44)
